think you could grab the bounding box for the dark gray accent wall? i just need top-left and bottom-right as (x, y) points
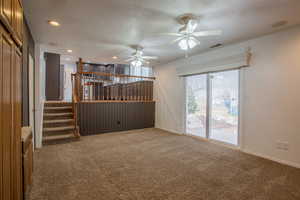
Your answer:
(22, 17), (35, 127)
(78, 102), (155, 136)
(45, 52), (63, 101)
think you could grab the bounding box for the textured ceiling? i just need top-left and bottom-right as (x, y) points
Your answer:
(24, 0), (300, 65)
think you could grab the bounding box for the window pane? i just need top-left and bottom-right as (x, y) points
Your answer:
(186, 74), (207, 137)
(209, 70), (239, 145)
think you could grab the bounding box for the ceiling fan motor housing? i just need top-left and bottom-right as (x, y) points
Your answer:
(176, 13), (199, 25)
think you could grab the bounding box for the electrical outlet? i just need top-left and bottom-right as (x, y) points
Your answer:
(276, 142), (283, 150)
(282, 142), (289, 151)
(276, 141), (289, 151)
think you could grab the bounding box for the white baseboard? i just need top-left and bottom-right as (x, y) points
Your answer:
(241, 149), (300, 169)
(35, 100), (45, 149)
(155, 126), (183, 135)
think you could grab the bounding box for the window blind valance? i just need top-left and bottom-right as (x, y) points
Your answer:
(176, 47), (252, 76)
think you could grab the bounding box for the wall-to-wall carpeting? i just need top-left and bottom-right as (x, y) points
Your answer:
(29, 129), (300, 200)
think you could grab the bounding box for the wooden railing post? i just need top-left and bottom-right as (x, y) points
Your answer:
(71, 73), (81, 138)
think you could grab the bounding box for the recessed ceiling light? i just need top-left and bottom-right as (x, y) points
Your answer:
(48, 20), (60, 27)
(67, 49), (73, 53)
(112, 56), (118, 59)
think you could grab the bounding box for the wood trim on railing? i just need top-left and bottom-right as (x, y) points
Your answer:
(73, 58), (155, 104)
(80, 100), (155, 103)
(77, 58), (83, 73)
(79, 71), (156, 80)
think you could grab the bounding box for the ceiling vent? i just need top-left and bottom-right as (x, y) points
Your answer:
(210, 43), (223, 49)
(48, 42), (58, 46)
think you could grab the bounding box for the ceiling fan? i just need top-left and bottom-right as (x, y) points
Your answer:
(125, 45), (158, 67)
(163, 14), (222, 55)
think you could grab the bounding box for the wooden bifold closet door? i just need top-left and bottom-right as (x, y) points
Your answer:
(1, 25), (14, 200)
(12, 44), (22, 200)
(0, 0), (24, 199)
(0, 21), (3, 200)
(0, 24), (22, 200)
(0, 0), (13, 26)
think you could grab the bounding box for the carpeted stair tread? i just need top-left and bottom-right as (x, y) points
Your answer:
(43, 119), (74, 124)
(43, 126), (75, 132)
(44, 106), (72, 110)
(42, 133), (78, 145)
(44, 101), (72, 107)
(43, 133), (74, 140)
(44, 112), (73, 117)
(45, 101), (72, 104)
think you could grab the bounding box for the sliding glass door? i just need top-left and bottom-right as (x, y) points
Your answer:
(185, 70), (239, 146)
(186, 74), (207, 138)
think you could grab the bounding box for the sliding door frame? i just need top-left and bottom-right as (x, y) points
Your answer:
(205, 74), (211, 139)
(185, 68), (241, 148)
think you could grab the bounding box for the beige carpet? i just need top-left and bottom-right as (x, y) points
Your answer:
(29, 128), (300, 200)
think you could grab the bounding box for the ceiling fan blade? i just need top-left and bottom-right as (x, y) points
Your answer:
(142, 56), (158, 60)
(171, 37), (184, 44)
(160, 33), (183, 37)
(125, 58), (135, 62)
(193, 30), (222, 37)
(191, 37), (201, 45)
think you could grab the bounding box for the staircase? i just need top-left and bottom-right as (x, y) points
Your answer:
(43, 101), (80, 145)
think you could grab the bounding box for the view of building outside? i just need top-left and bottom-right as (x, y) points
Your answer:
(186, 70), (239, 145)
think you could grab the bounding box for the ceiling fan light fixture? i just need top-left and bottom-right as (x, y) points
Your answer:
(131, 60), (142, 67)
(178, 38), (198, 50)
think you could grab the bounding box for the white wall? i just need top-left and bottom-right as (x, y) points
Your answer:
(61, 63), (76, 102)
(154, 26), (300, 168)
(154, 62), (186, 134)
(34, 44), (46, 148)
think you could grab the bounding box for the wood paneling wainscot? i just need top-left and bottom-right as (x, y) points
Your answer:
(78, 101), (155, 136)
